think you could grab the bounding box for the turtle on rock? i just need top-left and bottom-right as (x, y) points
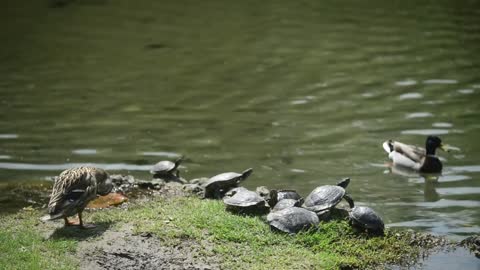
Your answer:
(223, 187), (269, 215)
(348, 203), (385, 235)
(302, 178), (354, 220)
(267, 207), (319, 234)
(150, 156), (186, 183)
(203, 168), (253, 199)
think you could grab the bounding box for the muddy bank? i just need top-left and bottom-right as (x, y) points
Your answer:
(7, 174), (479, 269)
(77, 224), (220, 270)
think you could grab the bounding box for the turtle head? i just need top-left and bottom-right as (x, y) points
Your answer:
(240, 168), (253, 180)
(337, 177), (350, 189)
(267, 189), (278, 208)
(174, 156), (184, 166)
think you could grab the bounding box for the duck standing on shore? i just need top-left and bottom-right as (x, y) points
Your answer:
(382, 136), (450, 173)
(41, 167), (113, 229)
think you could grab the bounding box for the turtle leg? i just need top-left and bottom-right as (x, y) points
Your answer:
(343, 194), (355, 208)
(78, 211), (96, 229)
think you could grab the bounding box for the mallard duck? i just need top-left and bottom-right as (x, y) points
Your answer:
(382, 136), (449, 173)
(41, 167), (113, 229)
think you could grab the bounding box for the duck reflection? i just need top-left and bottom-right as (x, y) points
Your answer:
(386, 164), (440, 202)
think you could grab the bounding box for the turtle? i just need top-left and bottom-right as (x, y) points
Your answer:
(276, 189), (302, 201)
(302, 178), (354, 219)
(349, 205), (385, 235)
(150, 156), (185, 182)
(267, 207), (319, 234)
(223, 187), (269, 215)
(255, 186), (281, 208)
(272, 198), (302, 212)
(203, 168), (253, 199)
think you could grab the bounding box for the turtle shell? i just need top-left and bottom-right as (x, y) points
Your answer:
(350, 206), (384, 233)
(203, 168), (253, 198)
(150, 159), (181, 175)
(267, 207), (319, 234)
(223, 188), (268, 214)
(272, 198), (301, 212)
(276, 190), (302, 201)
(302, 185), (345, 212)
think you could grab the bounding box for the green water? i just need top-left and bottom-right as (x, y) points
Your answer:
(1, 0), (480, 246)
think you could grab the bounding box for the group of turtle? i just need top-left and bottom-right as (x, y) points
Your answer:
(150, 157), (385, 235)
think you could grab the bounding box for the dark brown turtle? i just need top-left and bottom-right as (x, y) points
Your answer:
(267, 207), (319, 234)
(150, 156), (183, 178)
(203, 168), (253, 199)
(272, 198), (302, 212)
(302, 178), (353, 218)
(349, 205), (385, 235)
(223, 187), (269, 215)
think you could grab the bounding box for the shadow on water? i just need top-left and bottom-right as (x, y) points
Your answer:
(48, 221), (113, 240)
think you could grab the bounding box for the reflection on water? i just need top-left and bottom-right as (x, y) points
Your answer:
(405, 112), (434, 119)
(399, 92), (423, 100)
(0, 134), (18, 139)
(0, 0), (479, 260)
(401, 129), (451, 135)
(72, 149), (97, 155)
(432, 122), (453, 128)
(423, 79), (458, 84)
(0, 162), (151, 171)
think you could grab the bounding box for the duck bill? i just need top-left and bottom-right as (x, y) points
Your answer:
(439, 143), (451, 152)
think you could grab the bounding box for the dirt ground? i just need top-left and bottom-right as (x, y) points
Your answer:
(75, 223), (220, 270)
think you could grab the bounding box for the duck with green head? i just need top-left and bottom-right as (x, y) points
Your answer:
(382, 136), (450, 173)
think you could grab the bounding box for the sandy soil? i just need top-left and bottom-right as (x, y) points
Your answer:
(76, 224), (220, 270)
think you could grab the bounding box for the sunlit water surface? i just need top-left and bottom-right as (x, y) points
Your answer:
(1, 0), (480, 266)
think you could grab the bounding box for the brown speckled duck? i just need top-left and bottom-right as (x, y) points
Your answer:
(382, 136), (449, 173)
(41, 167), (113, 229)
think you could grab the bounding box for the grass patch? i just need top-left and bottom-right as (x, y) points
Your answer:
(0, 211), (78, 270)
(0, 195), (431, 270)
(90, 196), (422, 269)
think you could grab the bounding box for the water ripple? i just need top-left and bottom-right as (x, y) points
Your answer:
(401, 129), (449, 135)
(448, 165), (480, 173)
(457, 89), (474, 94)
(142, 151), (182, 158)
(436, 187), (480, 195)
(405, 112), (433, 119)
(385, 199), (480, 208)
(0, 162), (151, 171)
(72, 149), (97, 155)
(0, 134), (18, 139)
(395, 79), (417, 86)
(423, 79), (458, 84)
(432, 122), (453, 128)
(399, 92), (423, 100)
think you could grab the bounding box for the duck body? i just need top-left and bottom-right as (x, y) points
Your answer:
(383, 136), (445, 173)
(41, 167), (112, 228)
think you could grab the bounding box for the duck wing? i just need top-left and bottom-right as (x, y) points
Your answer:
(47, 169), (97, 216)
(392, 141), (425, 163)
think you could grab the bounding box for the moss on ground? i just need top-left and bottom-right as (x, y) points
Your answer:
(0, 195), (443, 270)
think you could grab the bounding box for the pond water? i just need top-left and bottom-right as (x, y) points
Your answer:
(1, 0), (480, 264)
